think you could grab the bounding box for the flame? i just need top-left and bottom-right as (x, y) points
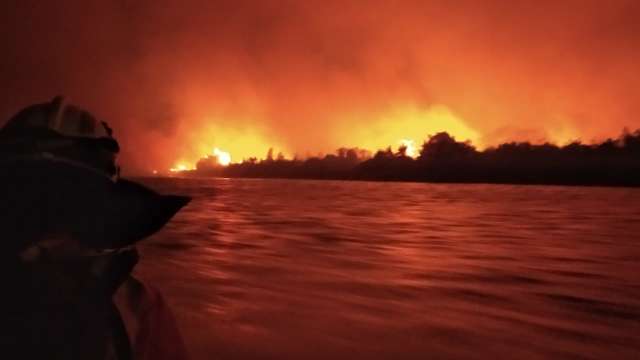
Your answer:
(169, 163), (192, 172)
(399, 139), (417, 158)
(168, 148), (231, 172)
(213, 147), (231, 166)
(166, 104), (478, 171)
(167, 120), (290, 173)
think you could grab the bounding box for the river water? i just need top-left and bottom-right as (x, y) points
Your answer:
(135, 178), (640, 359)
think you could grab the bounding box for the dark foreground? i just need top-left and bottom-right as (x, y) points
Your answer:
(137, 178), (640, 359)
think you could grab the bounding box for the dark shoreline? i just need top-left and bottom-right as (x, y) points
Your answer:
(152, 130), (640, 188)
(183, 130), (640, 188)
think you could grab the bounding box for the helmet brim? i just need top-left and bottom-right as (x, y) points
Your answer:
(0, 156), (191, 250)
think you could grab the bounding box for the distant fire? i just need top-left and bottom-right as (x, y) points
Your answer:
(169, 147), (231, 172)
(400, 139), (418, 158)
(169, 164), (192, 173)
(213, 148), (231, 166)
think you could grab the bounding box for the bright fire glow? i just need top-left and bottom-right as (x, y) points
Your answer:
(169, 120), (290, 172)
(169, 164), (191, 172)
(213, 148), (231, 166)
(168, 148), (232, 172)
(336, 104), (480, 154)
(399, 139), (417, 158)
(167, 105), (478, 170)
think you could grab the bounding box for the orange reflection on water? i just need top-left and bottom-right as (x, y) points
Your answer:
(137, 178), (640, 360)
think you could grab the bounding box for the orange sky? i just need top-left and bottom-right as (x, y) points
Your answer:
(1, 0), (639, 173)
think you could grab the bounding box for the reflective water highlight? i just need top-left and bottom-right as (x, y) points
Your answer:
(137, 178), (640, 359)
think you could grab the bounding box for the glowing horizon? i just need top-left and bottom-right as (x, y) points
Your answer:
(2, 1), (639, 175)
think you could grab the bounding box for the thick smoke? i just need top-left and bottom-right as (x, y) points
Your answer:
(1, 0), (639, 173)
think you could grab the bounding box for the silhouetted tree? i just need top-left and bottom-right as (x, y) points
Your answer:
(418, 132), (476, 161)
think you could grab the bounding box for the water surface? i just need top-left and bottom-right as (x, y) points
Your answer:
(137, 178), (640, 359)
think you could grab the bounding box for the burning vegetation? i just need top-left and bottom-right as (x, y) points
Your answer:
(168, 129), (640, 187)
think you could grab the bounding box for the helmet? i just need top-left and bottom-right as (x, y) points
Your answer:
(0, 97), (190, 251)
(0, 96), (120, 178)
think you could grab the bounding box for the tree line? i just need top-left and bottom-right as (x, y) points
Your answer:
(188, 129), (640, 187)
